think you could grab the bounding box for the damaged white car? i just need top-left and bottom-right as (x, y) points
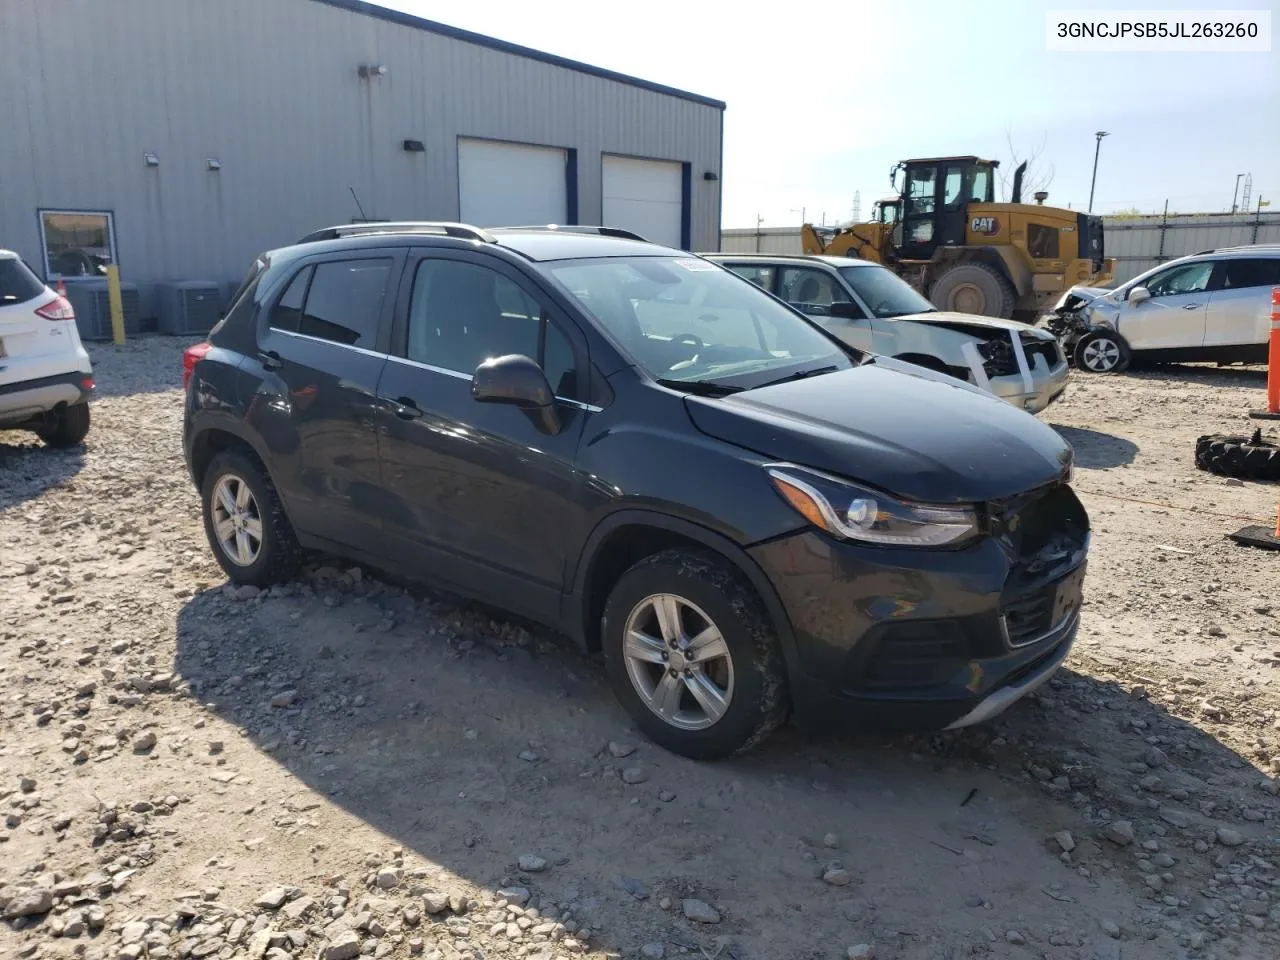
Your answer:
(705, 253), (1069, 414)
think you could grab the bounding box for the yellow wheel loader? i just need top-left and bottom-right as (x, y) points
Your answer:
(802, 156), (1115, 319)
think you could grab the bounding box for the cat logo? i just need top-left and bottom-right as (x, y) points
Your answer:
(970, 216), (1000, 236)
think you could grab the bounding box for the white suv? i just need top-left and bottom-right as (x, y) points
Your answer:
(1049, 245), (1280, 373)
(0, 250), (94, 446)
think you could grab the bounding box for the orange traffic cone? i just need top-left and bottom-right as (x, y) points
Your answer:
(55, 278), (67, 298)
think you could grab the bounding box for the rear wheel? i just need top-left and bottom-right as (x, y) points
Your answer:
(36, 403), (90, 448)
(929, 262), (1016, 318)
(201, 450), (301, 585)
(601, 549), (789, 760)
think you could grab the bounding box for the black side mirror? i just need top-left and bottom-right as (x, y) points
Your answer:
(472, 354), (561, 435)
(828, 300), (865, 320)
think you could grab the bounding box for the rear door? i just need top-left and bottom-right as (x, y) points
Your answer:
(249, 250), (403, 552)
(0, 256), (63, 388)
(1204, 258), (1280, 348)
(1118, 259), (1216, 350)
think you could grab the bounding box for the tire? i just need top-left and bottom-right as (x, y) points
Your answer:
(1195, 430), (1280, 481)
(929, 262), (1016, 318)
(36, 403), (90, 448)
(1074, 331), (1130, 374)
(200, 450), (301, 586)
(601, 548), (789, 760)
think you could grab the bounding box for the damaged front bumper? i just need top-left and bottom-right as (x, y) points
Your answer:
(959, 331), (1070, 415)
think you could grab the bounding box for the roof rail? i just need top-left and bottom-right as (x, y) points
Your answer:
(494, 224), (649, 242)
(296, 221), (497, 244)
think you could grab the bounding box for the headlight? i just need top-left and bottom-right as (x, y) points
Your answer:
(766, 465), (979, 547)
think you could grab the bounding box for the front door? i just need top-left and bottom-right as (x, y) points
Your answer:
(374, 250), (590, 624)
(253, 251), (402, 552)
(899, 164), (940, 261)
(1118, 259), (1216, 351)
(777, 265), (875, 352)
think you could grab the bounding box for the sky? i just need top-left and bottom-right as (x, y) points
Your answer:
(383, 0), (1279, 228)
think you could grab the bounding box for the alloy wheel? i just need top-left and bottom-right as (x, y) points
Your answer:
(210, 474), (264, 567)
(622, 593), (735, 731)
(1081, 337), (1122, 372)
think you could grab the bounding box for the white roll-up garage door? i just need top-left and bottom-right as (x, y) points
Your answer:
(458, 138), (568, 227)
(602, 155), (684, 249)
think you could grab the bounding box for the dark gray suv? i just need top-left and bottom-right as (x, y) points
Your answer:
(183, 223), (1089, 760)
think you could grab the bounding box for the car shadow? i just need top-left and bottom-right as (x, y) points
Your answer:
(1124, 363), (1268, 388)
(0, 435), (86, 510)
(1050, 424), (1139, 469)
(172, 571), (1277, 957)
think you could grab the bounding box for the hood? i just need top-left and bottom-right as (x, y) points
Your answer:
(684, 359), (1072, 504)
(1057, 284), (1115, 310)
(894, 310), (1055, 340)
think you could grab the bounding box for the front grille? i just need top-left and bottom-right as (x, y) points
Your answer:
(1021, 336), (1061, 370)
(1003, 585), (1057, 647)
(989, 483), (1089, 584)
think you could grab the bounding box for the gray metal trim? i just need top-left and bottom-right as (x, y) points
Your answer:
(384, 354), (602, 412)
(308, 0), (726, 109)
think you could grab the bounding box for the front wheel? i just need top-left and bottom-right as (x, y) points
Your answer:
(601, 549), (789, 760)
(1074, 332), (1130, 373)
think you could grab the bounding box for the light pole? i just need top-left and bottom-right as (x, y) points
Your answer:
(1232, 173), (1245, 214)
(1088, 131), (1109, 213)
(789, 206), (806, 225)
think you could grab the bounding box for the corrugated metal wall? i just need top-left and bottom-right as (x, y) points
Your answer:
(0, 0), (723, 315)
(1101, 212), (1280, 282)
(721, 212), (1280, 281)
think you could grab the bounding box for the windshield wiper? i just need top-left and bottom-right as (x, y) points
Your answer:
(753, 365), (840, 389)
(655, 378), (744, 397)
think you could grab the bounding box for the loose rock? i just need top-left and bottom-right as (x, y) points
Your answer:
(682, 898), (721, 924)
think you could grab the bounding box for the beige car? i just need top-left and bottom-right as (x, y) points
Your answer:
(705, 253), (1070, 414)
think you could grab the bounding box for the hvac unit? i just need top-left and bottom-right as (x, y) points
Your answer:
(63, 280), (142, 342)
(155, 280), (222, 335)
(221, 279), (241, 312)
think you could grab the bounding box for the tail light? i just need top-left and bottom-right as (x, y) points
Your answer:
(35, 295), (75, 321)
(183, 341), (213, 390)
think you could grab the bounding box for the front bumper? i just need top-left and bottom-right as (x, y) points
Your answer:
(986, 361), (1070, 414)
(748, 505), (1088, 734)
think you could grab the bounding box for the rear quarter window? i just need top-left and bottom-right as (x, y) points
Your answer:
(0, 257), (48, 306)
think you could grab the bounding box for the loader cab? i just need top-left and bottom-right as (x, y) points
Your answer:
(897, 156), (998, 261)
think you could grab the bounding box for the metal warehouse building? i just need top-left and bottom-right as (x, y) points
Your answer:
(0, 0), (724, 323)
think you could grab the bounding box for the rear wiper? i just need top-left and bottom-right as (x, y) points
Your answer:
(754, 365), (840, 389)
(655, 378), (743, 397)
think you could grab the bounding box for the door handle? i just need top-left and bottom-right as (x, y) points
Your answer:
(1182, 304), (1200, 310)
(259, 350), (283, 369)
(390, 396), (423, 420)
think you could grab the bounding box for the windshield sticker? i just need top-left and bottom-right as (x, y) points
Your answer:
(673, 258), (718, 271)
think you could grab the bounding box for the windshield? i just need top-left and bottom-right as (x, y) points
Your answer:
(546, 256), (853, 389)
(837, 264), (936, 318)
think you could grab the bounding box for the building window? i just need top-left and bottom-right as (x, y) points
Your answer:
(39, 210), (117, 281)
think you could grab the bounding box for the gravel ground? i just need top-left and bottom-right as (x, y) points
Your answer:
(2, 338), (1278, 960)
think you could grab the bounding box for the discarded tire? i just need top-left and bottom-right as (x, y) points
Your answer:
(1194, 429), (1280, 481)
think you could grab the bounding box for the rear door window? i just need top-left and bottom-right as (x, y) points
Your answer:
(723, 264), (776, 292)
(298, 259), (392, 348)
(1222, 258), (1280, 290)
(0, 257), (48, 307)
(269, 266), (313, 333)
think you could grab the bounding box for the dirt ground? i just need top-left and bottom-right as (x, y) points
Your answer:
(2, 339), (1278, 960)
